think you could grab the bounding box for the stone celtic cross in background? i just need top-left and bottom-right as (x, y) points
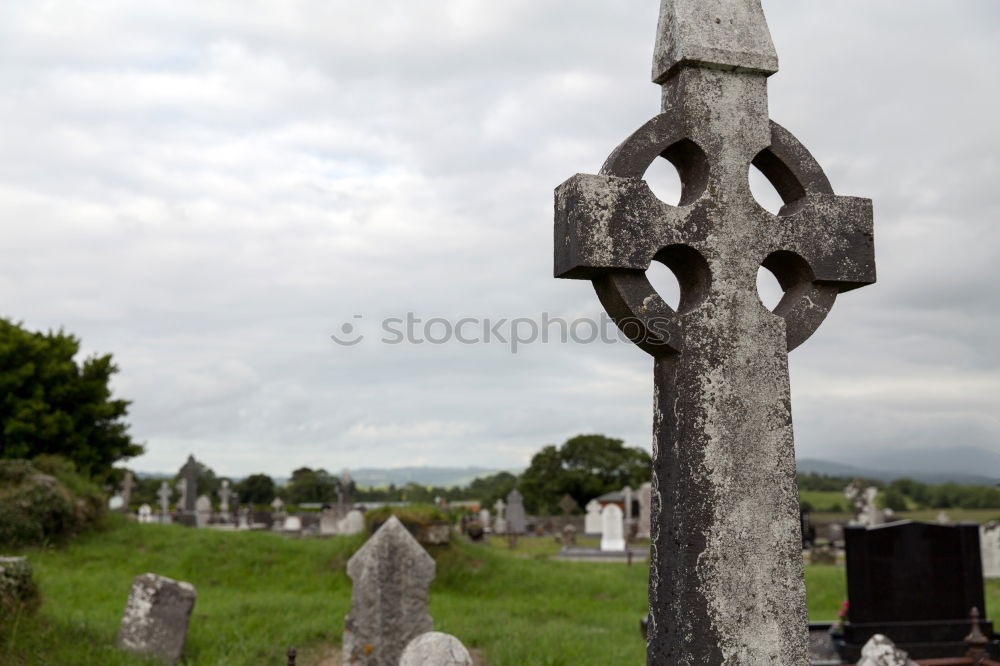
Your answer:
(554, 1), (875, 663)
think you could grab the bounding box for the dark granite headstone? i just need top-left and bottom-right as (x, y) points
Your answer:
(840, 520), (998, 661)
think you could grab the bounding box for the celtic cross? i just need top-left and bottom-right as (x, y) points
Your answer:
(553, 1), (875, 663)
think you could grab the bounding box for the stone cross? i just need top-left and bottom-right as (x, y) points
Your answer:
(218, 480), (232, 520)
(343, 515), (435, 666)
(179, 455), (199, 513)
(121, 470), (135, 511)
(553, 1), (875, 662)
(558, 494), (578, 516)
(157, 481), (172, 518)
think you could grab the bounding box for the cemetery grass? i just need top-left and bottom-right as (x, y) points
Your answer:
(5, 520), (1000, 665)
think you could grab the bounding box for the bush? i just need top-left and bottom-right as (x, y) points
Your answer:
(0, 458), (106, 547)
(364, 503), (446, 533)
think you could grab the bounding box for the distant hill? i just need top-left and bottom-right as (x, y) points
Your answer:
(349, 466), (511, 488)
(798, 446), (1000, 486)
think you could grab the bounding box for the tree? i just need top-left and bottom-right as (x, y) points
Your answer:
(519, 434), (652, 514)
(0, 319), (142, 477)
(283, 467), (336, 504)
(235, 473), (276, 505)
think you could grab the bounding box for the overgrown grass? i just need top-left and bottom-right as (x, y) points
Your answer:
(5, 520), (1000, 664)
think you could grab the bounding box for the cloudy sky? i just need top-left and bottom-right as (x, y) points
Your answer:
(1, 1), (997, 477)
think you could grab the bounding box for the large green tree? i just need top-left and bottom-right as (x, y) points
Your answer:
(0, 319), (142, 476)
(235, 473), (276, 505)
(519, 434), (652, 514)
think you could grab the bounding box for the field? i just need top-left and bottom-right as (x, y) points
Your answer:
(3, 519), (1000, 665)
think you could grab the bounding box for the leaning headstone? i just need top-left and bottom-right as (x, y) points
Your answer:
(584, 499), (602, 535)
(505, 489), (526, 535)
(194, 495), (212, 528)
(622, 486), (633, 524)
(179, 455), (199, 513)
(398, 632), (473, 666)
(856, 634), (917, 666)
(636, 482), (651, 539)
(343, 516), (434, 666)
(981, 522), (1000, 579)
(842, 521), (998, 660)
(117, 573), (196, 665)
(600, 503), (626, 552)
(337, 509), (365, 536)
(552, 0), (875, 658)
(492, 499), (506, 534)
(137, 504), (153, 524)
(157, 481), (172, 523)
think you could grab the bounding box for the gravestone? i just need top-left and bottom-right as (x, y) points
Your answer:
(283, 515), (302, 533)
(558, 494), (579, 516)
(623, 486), (633, 524)
(343, 516), (435, 666)
(584, 499), (602, 535)
(120, 471), (135, 512)
(505, 490), (526, 535)
(845, 480), (885, 527)
(492, 499), (506, 534)
(320, 507), (339, 535)
(338, 509), (365, 536)
(194, 495), (212, 528)
(237, 506), (251, 530)
(271, 497), (286, 529)
(856, 635), (917, 666)
(478, 508), (490, 530)
(337, 469), (354, 507)
(175, 478), (188, 515)
(117, 573), (196, 665)
(108, 494), (125, 511)
(553, 0), (875, 659)
(218, 480), (233, 522)
(157, 481), (172, 523)
(981, 522), (1000, 579)
(138, 504), (153, 524)
(562, 523), (577, 547)
(636, 482), (652, 539)
(600, 503), (626, 552)
(841, 521), (998, 660)
(179, 455), (199, 513)
(399, 632), (473, 666)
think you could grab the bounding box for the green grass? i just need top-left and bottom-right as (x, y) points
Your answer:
(799, 490), (848, 513)
(5, 519), (1000, 664)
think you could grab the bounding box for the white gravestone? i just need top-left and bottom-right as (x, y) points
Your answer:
(981, 522), (1000, 579)
(137, 504), (153, 524)
(283, 515), (302, 532)
(194, 495), (212, 528)
(109, 494), (124, 511)
(857, 634), (917, 666)
(117, 573), (196, 665)
(217, 480), (233, 522)
(584, 499), (602, 534)
(478, 508), (490, 531)
(399, 632), (473, 666)
(600, 503), (626, 552)
(320, 507), (339, 535)
(492, 499), (506, 535)
(271, 497), (286, 529)
(337, 509), (365, 535)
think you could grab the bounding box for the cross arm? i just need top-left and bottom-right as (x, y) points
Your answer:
(554, 174), (683, 279)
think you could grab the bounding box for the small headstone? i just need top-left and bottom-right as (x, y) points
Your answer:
(562, 523), (577, 547)
(492, 499), (506, 534)
(283, 515), (302, 532)
(623, 486), (633, 523)
(179, 455), (199, 513)
(320, 507), (339, 535)
(157, 481), (172, 522)
(584, 499), (602, 534)
(856, 634), (917, 666)
(271, 497), (286, 529)
(218, 480), (233, 522)
(398, 632), (473, 666)
(337, 509), (365, 536)
(121, 471), (135, 512)
(343, 516), (435, 666)
(194, 495), (212, 528)
(108, 494), (125, 511)
(827, 522), (845, 545)
(478, 508), (490, 530)
(138, 504), (153, 524)
(600, 503), (625, 552)
(505, 490), (526, 535)
(636, 482), (651, 539)
(982, 522), (1000, 579)
(237, 506), (251, 530)
(117, 573), (196, 665)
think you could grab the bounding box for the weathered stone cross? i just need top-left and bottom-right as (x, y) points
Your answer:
(157, 481), (172, 517)
(554, 1), (875, 663)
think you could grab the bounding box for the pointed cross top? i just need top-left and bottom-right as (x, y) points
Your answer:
(653, 0), (778, 83)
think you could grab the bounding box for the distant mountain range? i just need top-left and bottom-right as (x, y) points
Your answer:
(797, 445), (1000, 485)
(348, 466), (510, 488)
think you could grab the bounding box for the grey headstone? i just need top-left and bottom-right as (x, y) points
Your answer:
(343, 516), (434, 666)
(982, 522), (1000, 579)
(505, 489), (526, 535)
(120, 471), (135, 512)
(157, 481), (172, 519)
(553, 0), (875, 660)
(218, 480), (232, 521)
(398, 632), (472, 666)
(562, 523), (577, 547)
(584, 499), (602, 535)
(194, 495), (212, 528)
(283, 515), (302, 532)
(337, 509), (364, 536)
(179, 455), (199, 513)
(845, 481), (886, 527)
(320, 507), (340, 535)
(856, 634), (917, 666)
(117, 573), (196, 665)
(637, 482), (652, 539)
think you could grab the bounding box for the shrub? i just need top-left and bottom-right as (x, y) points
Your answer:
(364, 503), (446, 533)
(0, 458), (106, 547)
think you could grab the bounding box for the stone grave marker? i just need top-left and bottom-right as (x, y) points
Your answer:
(338, 469), (354, 507)
(179, 455), (199, 513)
(637, 482), (651, 539)
(558, 494), (579, 516)
(120, 470), (135, 512)
(492, 499), (506, 534)
(623, 486), (633, 524)
(218, 480), (233, 523)
(194, 495), (212, 528)
(399, 632), (473, 666)
(137, 504), (153, 524)
(237, 506), (251, 530)
(157, 481), (172, 523)
(478, 508), (490, 530)
(343, 515), (434, 666)
(842, 521), (997, 660)
(505, 489), (526, 535)
(108, 494), (125, 511)
(175, 478), (188, 514)
(552, 0), (875, 658)
(271, 497), (286, 529)
(320, 507), (339, 535)
(337, 509), (365, 536)
(846, 480), (886, 527)
(562, 523), (577, 547)
(584, 499), (602, 535)
(117, 573), (196, 665)
(283, 515), (302, 533)
(856, 634), (917, 666)
(600, 503), (626, 552)
(981, 522), (1000, 579)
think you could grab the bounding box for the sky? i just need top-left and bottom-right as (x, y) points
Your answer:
(1, 1), (998, 478)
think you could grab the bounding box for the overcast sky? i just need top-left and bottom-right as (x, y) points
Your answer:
(1, 1), (997, 477)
